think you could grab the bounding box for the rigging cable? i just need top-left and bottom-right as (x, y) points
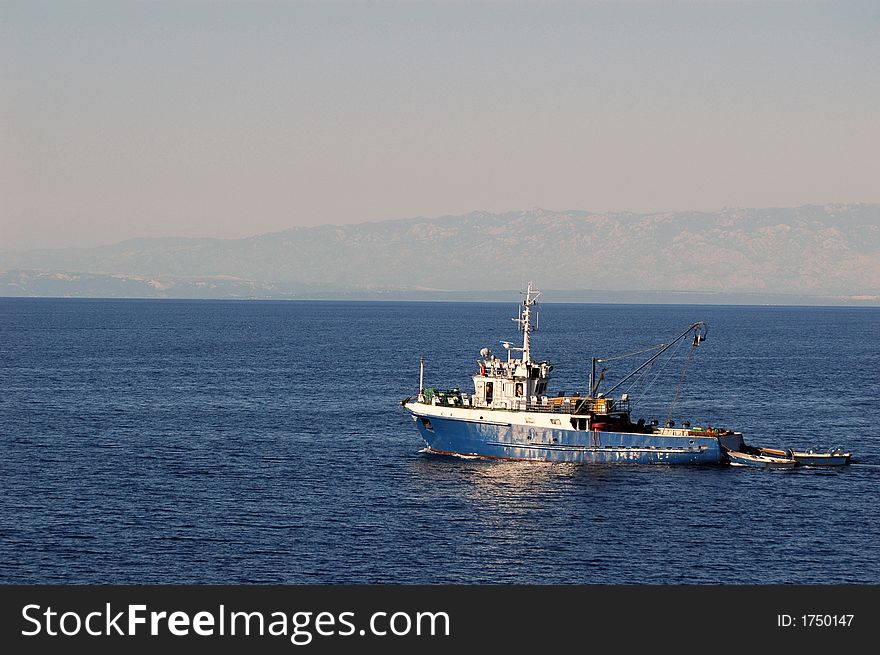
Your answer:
(598, 343), (666, 363)
(666, 339), (699, 425)
(627, 334), (688, 410)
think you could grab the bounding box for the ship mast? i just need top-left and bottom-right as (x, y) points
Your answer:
(515, 281), (540, 365)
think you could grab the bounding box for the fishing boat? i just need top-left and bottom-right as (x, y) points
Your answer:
(401, 282), (746, 464)
(725, 449), (797, 469)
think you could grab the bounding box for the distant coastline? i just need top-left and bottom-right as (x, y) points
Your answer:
(1, 282), (878, 307)
(2, 204), (878, 306)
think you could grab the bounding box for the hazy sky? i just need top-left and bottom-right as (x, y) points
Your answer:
(2, 1), (878, 250)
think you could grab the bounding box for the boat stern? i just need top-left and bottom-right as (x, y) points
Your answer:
(717, 431), (744, 452)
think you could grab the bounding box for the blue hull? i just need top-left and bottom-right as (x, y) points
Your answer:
(413, 414), (737, 465)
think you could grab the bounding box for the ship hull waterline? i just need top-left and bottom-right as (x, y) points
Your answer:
(406, 406), (744, 465)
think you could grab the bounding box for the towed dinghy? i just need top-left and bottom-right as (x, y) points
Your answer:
(725, 448), (797, 469)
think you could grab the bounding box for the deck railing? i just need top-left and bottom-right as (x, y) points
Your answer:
(428, 394), (630, 415)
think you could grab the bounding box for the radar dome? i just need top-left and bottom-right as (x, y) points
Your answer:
(480, 347), (490, 358)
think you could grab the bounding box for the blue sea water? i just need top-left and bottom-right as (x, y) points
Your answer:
(1, 298), (878, 584)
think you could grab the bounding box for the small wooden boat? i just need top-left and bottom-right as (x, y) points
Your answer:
(757, 447), (793, 459)
(790, 448), (851, 466)
(725, 449), (797, 469)
(757, 446), (852, 467)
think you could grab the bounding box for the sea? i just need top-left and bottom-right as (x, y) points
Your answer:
(1, 298), (878, 584)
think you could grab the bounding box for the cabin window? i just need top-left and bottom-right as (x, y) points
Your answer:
(569, 417), (587, 431)
(536, 382), (546, 395)
(515, 382), (524, 397)
(485, 382), (493, 403)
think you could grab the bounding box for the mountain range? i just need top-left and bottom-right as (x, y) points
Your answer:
(2, 204), (879, 304)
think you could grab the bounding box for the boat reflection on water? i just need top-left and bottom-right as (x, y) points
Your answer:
(408, 449), (629, 515)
